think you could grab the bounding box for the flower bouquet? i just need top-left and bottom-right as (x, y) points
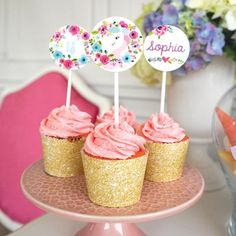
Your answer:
(132, 0), (236, 85)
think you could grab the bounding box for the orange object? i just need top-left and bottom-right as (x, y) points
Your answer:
(218, 150), (236, 175)
(216, 107), (236, 146)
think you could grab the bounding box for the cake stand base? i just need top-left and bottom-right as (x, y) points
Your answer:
(76, 223), (145, 236)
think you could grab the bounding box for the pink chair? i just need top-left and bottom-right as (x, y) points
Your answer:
(0, 69), (111, 230)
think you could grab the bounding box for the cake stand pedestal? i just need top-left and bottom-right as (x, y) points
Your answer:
(21, 161), (204, 236)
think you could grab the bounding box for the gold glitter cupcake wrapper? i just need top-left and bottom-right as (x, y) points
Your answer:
(82, 151), (148, 208)
(145, 139), (189, 182)
(41, 135), (84, 177)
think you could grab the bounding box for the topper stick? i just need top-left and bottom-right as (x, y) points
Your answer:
(114, 71), (119, 125)
(66, 69), (73, 108)
(160, 71), (167, 113)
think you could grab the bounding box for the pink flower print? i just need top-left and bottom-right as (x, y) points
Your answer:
(98, 25), (107, 35)
(153, 25), (168, 37)
(59, 58), (65, 64)
(69, 25), (80, 35)
(96, 53), (101, 58)
(63, 60), (74, 69)
(100, 55), (110, 65)
(119, 21), (128, 28)
(53, 32), (62, 42)
(129, 31), (138, 39)
(82, 32), (90, 40)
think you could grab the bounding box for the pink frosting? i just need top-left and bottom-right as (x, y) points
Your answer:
(84, 122), (146, 159)
(97, 106), (137, 128)
(40, 105), (94, 138)
(142, 113), (185, 143)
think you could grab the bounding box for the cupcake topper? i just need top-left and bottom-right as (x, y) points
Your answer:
(85, 17), (143, 124)
(49, 25), (90, 108)
(144, 25), (190, 113)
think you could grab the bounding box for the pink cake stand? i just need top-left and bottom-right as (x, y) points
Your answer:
(21, 161), (204, 236)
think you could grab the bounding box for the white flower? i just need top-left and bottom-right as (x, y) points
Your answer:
(229, 0), (236, 5)
(185, 0), (205, 9)
(225, 7), (236, 30)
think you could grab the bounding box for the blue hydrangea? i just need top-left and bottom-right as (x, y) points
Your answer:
(173, 66), (187, 76)
(140, 0), (228, 76)
(162, 4), (178, 25)
(189, 56), (205, 71)
(192, 12), (206, 27)
(206, 28), (225, 55)
(143, 12), (162, 35)
(190, 39), (201, 54)
(196, 23), (216, 45)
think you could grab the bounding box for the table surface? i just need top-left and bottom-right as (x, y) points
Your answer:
(9, 184), (232, 236)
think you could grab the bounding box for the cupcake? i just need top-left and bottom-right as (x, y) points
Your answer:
(140, 112), (189, 182)
(82, 122), (148, 207)
(97, 105), (137, 128)
(40, 105), (94, 177)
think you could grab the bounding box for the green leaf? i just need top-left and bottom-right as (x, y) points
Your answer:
(91, 30), (98, 35)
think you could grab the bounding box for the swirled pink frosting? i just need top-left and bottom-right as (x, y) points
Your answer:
(84, 122), (146, 159)
(97, 106), (137, 128)
(141, 113), (185, 143)
(40, 105), (94, 138)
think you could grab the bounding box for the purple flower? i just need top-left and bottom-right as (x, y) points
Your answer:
(139, 0), (228, 76)
(173, 67), (188, 76)
(202, 53), (213, 62)
(206, 28), (225, 55)
(143, 12), (162, 35)
(162, 4), (179, 25)
(196, 23), (216, 45)
(189, 56), (205, 71)
(143, 17), (153, 35)
(190, 39), (201, 54)
(192, 12), (206, 27)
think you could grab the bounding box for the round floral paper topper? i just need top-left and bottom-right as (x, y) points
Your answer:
(49, 25), (90, 70)
(85, 17), (144, 72)
(144, 25), (190, 72)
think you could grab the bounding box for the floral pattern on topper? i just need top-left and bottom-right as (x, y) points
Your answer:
(85, 17), (144, 72)
(152, 25), (173, 39)
(144, 25), (190, 72)
(49, 25), (90, 70)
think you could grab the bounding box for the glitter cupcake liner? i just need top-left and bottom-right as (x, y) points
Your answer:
(145, 138), (189, 182)
(41, 135), (84, 177)
(82, 150), (148, 207)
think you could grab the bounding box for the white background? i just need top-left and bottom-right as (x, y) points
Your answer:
(0, 0), (161, 121)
